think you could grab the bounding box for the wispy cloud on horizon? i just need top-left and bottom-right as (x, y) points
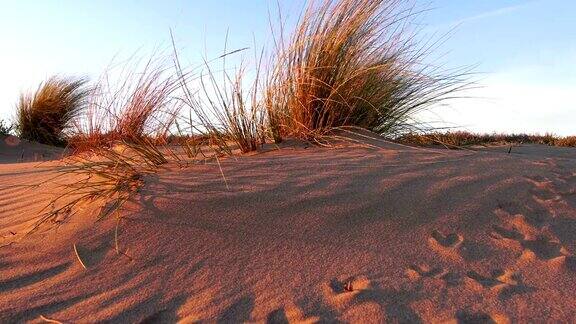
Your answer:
(431, 1), (541, 30)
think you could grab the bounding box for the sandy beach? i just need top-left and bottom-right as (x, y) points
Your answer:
(1, 136), (575, 322)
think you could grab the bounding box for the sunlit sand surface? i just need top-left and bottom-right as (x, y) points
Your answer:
(1, 136), (575, 322)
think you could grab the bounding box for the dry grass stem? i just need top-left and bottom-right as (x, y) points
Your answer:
(73, 243), (88, 270)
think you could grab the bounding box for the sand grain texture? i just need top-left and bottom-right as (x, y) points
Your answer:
(1, 138), (575, 322)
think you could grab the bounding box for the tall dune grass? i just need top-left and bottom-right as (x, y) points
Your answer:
(172, 36), (267, 154)
(265, 0), (471, 142)
(35, 57), (183, 233)
(16, 76), (90, 146)
(69, 56), (182, 151)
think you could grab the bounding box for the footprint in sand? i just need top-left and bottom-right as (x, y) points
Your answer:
(454, 310), (507, 324)
(490, 224), (567, 261)
(429, 230), (492, 261)
(406, 264), (464, 287)
(466, 269), (536, 300)
(430, 230), (463, 249)
(490, 225), (526, 241)
(521, 235), (565, 260)
(440, 272), (464, 287)
(465, 270), (505, 288)
(407, 264), (445, 279)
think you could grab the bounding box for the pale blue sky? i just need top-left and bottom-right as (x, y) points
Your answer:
(0, 0), (574, 135)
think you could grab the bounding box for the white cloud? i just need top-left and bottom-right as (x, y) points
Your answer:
(422, 70), (575, 136)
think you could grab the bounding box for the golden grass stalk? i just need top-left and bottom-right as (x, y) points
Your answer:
(16, 76), (90, 146)
(39, 315), (64, 324)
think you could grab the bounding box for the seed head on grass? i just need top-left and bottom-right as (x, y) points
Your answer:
(16, 76), (90, 146)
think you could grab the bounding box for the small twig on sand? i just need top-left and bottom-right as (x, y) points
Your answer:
(40, 314), (64, 324)
(115, 216), (120, 254)
(73, 243), (87, 270)
(344, 280), (354, 292)
(215, 155), (230, 190)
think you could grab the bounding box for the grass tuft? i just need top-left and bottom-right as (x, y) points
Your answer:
(16, 76), (90, 146)
(69, 56), (182, 152)
(265, 0), (471, 142)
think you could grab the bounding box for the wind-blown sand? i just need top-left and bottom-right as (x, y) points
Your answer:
(1, 136), (575, 322)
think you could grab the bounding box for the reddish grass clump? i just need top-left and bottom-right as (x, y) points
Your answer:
(69, 57), (181, 152)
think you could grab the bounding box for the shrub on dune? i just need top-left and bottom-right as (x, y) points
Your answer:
(16, 76), (89, 146)
(265, 0), (471, 142)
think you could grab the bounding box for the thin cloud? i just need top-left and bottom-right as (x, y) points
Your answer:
(431, 1), (540, 30)
(457, 3), (530, 24)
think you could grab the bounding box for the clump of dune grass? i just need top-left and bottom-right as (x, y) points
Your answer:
(265, 0), (471, 142)
(177, 62), (266, 154)
(31, 56), (187, 233)
(16, 76), (90, 146)
(69, 55), (182, 152)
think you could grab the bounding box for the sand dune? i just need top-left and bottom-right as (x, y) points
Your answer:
(1, 139), (575, 322)
(1, 135), (64, 164)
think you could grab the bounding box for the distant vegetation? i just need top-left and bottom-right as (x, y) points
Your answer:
(16, 76), (89, 146)
(398, 131), (576, 148)
(0, 119), (14, 136)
